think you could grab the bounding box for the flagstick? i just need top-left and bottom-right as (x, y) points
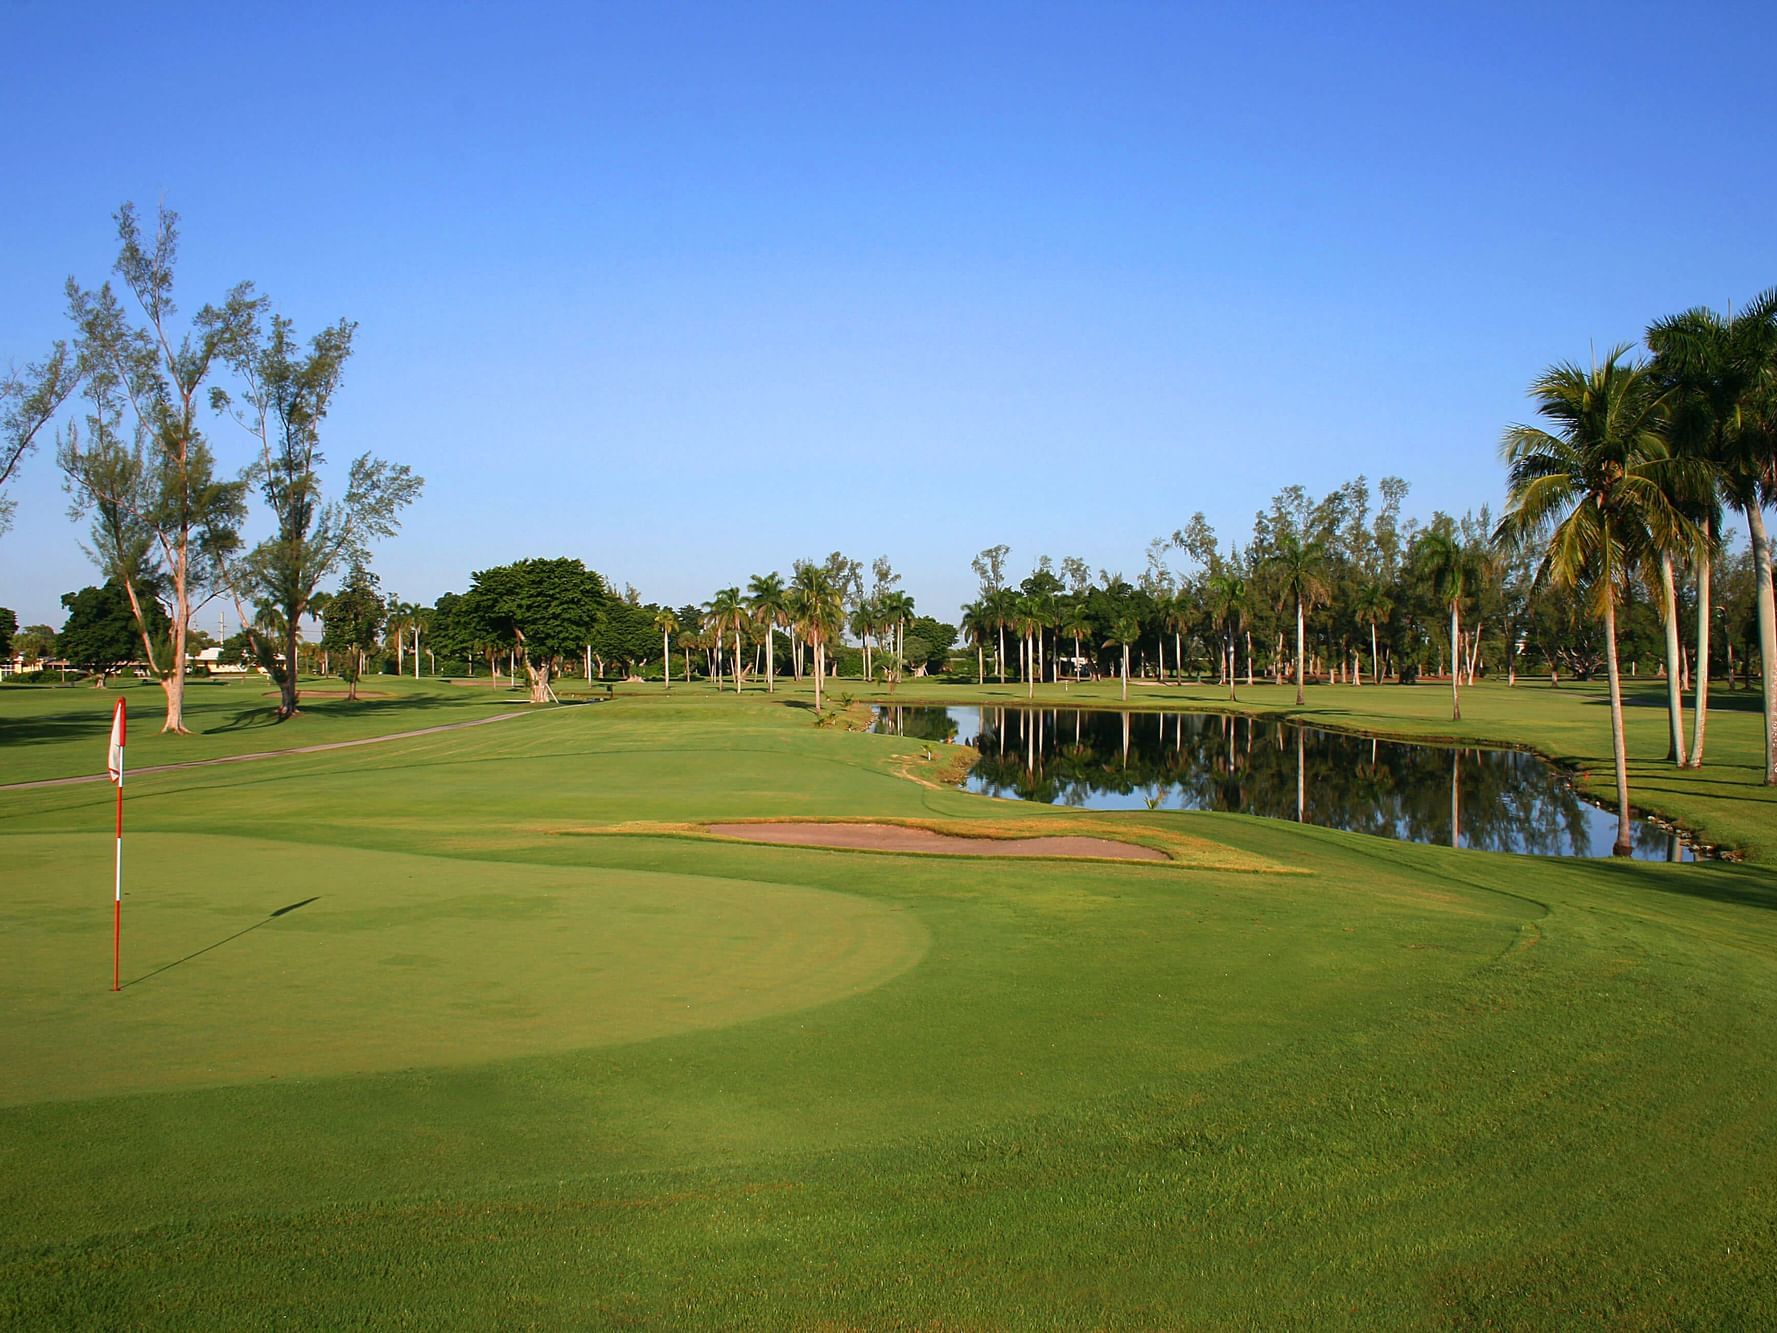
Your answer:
(113, 754), (123, 993)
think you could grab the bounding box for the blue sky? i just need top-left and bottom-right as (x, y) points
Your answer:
(3, 1), (1773, 629)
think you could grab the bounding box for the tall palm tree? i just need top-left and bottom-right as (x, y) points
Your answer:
(960, 598), (990, 685)
(848, 599), (876, 680)
(1261, 535), (1329, 707)
(704, 587), (746, 694)
(385, 599), (417, 675)
(1499, 346), (1691, 855)
(790, 563), (844, 710)
(1352, 580), (1392, 685)
(1164, 590), (1192, 685)
(983, 587), (1016, 685)
(653, 607), (678, 690)
(1060, 599), (1093, 682)
(1104, 611), (1141, 702)
(410, 607), (431, 679)
(1647, 290), (1777, 777)
(1013, 593), (1044, 698)
(1204, 571), (1249, 702)
(1414, 529), (1475, 722)
(879, 590), (915, 671)
(746, 573), (788, 693)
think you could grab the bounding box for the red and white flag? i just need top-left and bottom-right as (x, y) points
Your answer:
(107, 697), (127, 786)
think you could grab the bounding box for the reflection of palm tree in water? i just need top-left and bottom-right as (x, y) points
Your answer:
(935, 705), (1684, 859)
(1451, 748), (1461, 849)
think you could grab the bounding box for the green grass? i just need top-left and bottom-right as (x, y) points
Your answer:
(3, 685), (1777, 1324)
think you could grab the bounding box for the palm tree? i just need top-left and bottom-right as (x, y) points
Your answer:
(1647, 291), (1777, 776)
(849, 599), (877, 680)
(1164, 591), (1192, 685)
(879, 590), (915, 671)
(985, 587), (1016, 685)
(653, 607), (678, 690)
(704, 587), (746, 694)
(960, 598), (991, 685)
(790, 563), (844, 710)
(1352, 580), (1392, 685)
(384, 599), (417, 675)
(1103, 611), (1141, 702)
(1014, 593), (1044, 698)
(746, 573), (788, 693)
(1204, 571), (1249, 702)
(1414, 529), (1475, 722)
(1059, 599), (1093, 682)
(1499, 346), (1691, 855)
(409, 607), (431, 679)
(1262, 534), (1330, 707)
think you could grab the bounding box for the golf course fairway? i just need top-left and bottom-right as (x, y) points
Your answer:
(3, 679), (1776, 1325)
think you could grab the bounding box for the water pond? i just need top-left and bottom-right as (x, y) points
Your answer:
(870, 705), (1702, 862)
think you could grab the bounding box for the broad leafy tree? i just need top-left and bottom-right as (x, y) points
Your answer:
(464, 557), (608, 703)
(59, 578), (166, 684)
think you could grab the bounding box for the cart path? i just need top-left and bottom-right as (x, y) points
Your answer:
(1, 709), (538, 791)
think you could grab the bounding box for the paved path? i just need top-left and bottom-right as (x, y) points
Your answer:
(2, 710), (535, 791)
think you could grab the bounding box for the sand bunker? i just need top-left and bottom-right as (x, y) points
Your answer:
(704, 822), (1168, 861)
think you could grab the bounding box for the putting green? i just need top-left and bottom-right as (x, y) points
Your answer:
(0, 831), (929, 1105)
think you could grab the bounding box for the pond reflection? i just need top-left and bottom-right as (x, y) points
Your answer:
(872, 705), (1699, 862)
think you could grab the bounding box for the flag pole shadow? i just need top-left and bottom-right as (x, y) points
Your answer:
(120, 897), (319, 989)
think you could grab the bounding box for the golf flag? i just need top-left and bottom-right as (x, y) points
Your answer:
(108, 697), (126, 786)
(108, 698), (125, 991)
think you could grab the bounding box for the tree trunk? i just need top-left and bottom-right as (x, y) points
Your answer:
(280, 615), (301, 719)
(814, 639), (825, 710)
(1121, 644), (1129, 701)
(1602, 593), (1634, 856)
(997, 626), (1005, 685)
(663, 631), (671, 689)
(976, 644), (983, 685)
(1449, 602), (1462, 722)
(1749, 505), (1777, 785)
(525, 658), (551, 705)
(1294, 599), (1306, 707)
(1227, 637), (1237, 703)
(1659, 551), (1685, 764)
(1689, 523), (1712, 768)
(733, 629), (743, 693)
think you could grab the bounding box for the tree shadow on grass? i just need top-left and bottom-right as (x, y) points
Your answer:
(209, 706), (282, 734)
(121, 897), (319, 989)
(1583, 858), (1777, 914)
